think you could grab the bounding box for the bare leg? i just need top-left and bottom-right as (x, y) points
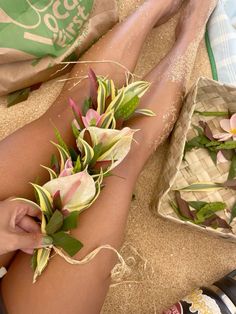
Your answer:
(1, 1), (217, 313)
(0, 0), (182, 203)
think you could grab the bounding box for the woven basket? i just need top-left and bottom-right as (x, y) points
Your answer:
(151, 77), (236, 242)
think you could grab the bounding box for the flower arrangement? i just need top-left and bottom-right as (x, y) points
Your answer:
(18, 69), (155, 283)
(172, 110), (236, 232)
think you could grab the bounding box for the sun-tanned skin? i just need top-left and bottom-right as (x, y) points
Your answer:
(0, 0), (217, 313)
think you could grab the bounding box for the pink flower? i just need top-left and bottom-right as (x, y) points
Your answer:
(214, 114), (236, 141)
(82, 109), (103, 128)
(216, 151), (228, 164)
(59, 158), (73, 177)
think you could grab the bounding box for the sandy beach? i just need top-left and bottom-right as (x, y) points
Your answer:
(1, 1), (236, 313)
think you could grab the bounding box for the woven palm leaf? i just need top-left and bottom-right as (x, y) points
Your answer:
(151, 77), (236, 242)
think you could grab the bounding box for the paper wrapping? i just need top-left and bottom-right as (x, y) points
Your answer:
(0, 0), (118, 95)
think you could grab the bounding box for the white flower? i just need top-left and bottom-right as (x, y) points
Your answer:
(43, 169), (96, 212)
(78, 126), (137, 170)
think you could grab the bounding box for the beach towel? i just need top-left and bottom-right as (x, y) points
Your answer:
(206, 0), (236, 85)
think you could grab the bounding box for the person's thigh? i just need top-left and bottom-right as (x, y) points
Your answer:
(1, 153), (138, 314)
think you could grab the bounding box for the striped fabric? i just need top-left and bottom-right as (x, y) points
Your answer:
(207, 0), (236, 85)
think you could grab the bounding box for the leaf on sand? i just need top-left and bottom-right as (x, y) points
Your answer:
(7, 87), (30, 107)
(52, 231), (83, 257)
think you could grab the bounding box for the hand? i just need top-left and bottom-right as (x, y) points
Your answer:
(0, 198), (50, 255)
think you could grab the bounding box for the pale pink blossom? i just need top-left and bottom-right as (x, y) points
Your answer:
(82, 109), (103, 128)
(43, 169), (96, 212)
(59, 158), (73, 177)
(216, 151), (228, 164)
(214, 114), (236, 141)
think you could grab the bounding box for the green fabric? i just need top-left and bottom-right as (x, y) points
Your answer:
(205, 30), (218, 81)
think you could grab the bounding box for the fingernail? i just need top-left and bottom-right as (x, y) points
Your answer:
(42, 235), (53, 246)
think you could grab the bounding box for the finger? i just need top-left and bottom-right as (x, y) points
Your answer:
(21, 248), (34, 255)
(9, 199), (42, 220)
(17, 216), (41, 233)
(9, 232), (52, 251)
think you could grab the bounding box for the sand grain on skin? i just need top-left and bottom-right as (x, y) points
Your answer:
(1, 1), (236, 314)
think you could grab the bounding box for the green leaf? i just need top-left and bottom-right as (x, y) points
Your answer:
(106, 88), (124, 112)
(194, 111), (229, 117)
(170, 201), (190, 222)
(52, 231), (83, 257)
(208, 149), (217, 165)
(50, 154), (60, 175)
(123, 81), (150, 98)
(45, 210), (63, 235)
(135, 109), (156, 117)
(33, 248), (51, 283)
(196, 202), (226, 223)
(228, 155), (236, 180)
(69, 147), (79, 162)
(115, 93), (139, 120)
(178, 182), (222, 192)
(53, 191), (62, 211)
(54, 127), (70, 155)
(230, 201), (236, 223)
(216, 141), (236, 150)
(175, 191), (195, 220)
(74, 156), (82, 173)
(97, 79), (107, 114)
(7, 87), (30, 107)
(31, 250), (38, 271)
(205, 141), (221, 147)
(41, 166), (57, 180)
(82, 98), (92, 115)
(188, 201), (208, 211)
(51, 142), (70, 172)
(192, 124), (204, 136)
(90, 143), (103, 166)
(31, 184), (53, 216)
(62, 211), (79, 231)
(71, 122), (80, 139)
(185, 135), (210, 153)
(100, 110), (115, 129)
(77, 137), (94, 168)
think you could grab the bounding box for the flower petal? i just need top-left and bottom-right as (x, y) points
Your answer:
(217, 151), (228, 164)
(79, 126), (137, 171)
(43, 170), (96, 212)
(213, 133), (232, 141)
(86, 109), (101, 122)
(220, 119), (231, 132)
(230, 113), (236, 130)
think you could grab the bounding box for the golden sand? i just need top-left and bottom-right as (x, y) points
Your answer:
(1, 1), (236, 313)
